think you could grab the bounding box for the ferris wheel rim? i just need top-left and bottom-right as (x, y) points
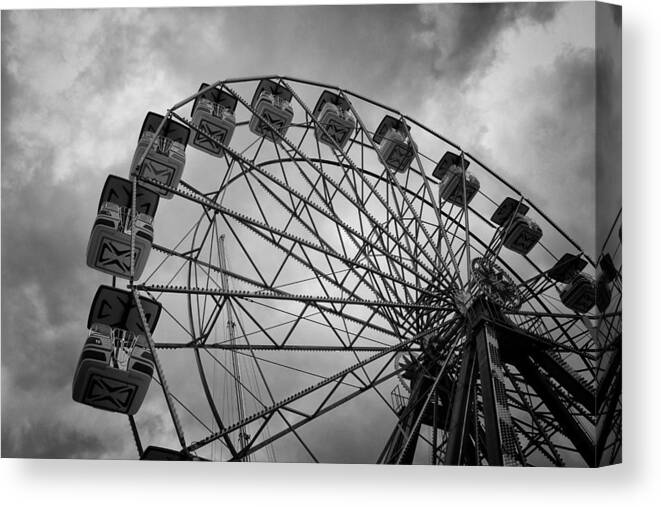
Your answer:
(99, 75), (622, 465)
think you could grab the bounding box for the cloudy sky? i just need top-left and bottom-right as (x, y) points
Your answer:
(1, 2), (621, 460)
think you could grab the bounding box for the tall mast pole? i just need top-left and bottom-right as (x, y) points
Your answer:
(218, 234), (251, 461)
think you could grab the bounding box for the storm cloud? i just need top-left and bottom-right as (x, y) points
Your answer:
(1, 3), (620, 460)
(415, 2), (559, 86)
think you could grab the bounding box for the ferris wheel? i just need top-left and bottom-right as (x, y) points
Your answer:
(74, 76), (622, 466)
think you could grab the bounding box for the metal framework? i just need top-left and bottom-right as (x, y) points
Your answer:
(107, 76), (621, 466)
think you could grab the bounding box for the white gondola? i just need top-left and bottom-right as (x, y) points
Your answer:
(377, 125), (416, 173)
(72, 286), (162, 415)
(249, 80), (294, 143)
(547, 253), (587, 283)
(86, 202), (153, 280)
(492, 197), (542, 256)
(315, 100), (355, 149)
(560, 272), (596, 313)
(502, 213), (543, 255)
(438, 164), (481, 206)
(190, 83), (237, 157)
(72, 326), (154, 415)
(129, 112), (190, 199)
(86, 175), (159, 280)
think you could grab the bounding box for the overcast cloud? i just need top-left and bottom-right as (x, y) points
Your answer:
(1, 3), (620, 460)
